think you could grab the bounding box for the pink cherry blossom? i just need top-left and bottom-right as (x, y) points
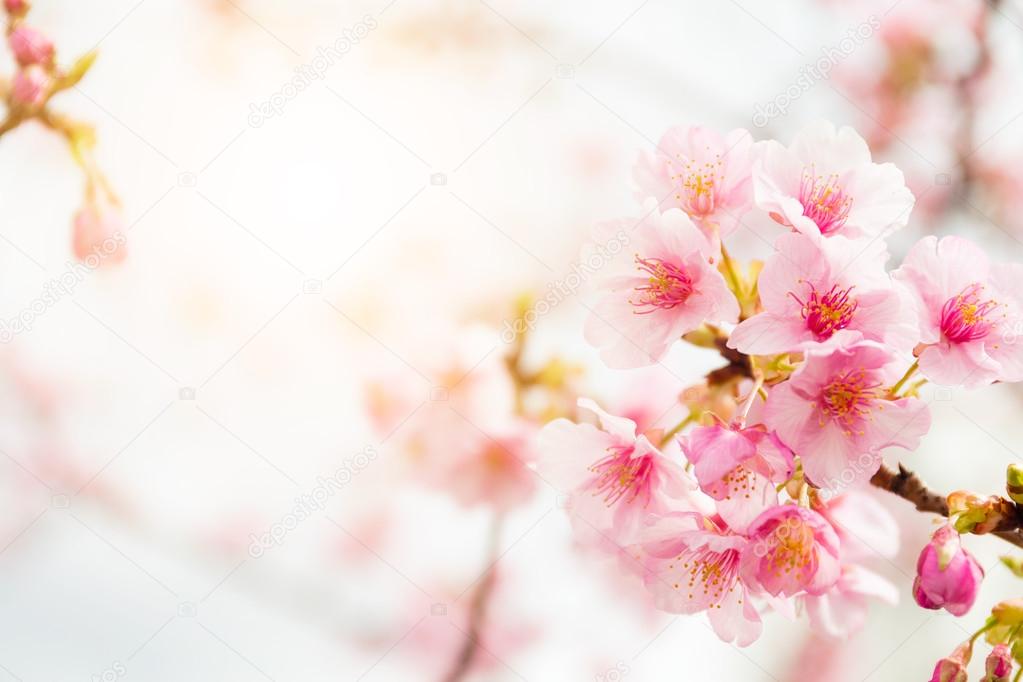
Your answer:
(801, 491), (899, 637)
(584, 205), (739, 368)
(763, 341), (931, 489)
(681, 422), (793, 532)
(634, 126), (755, 238)
(72, 204), (128, 265)
(893, 235), (1023, 387)
(429, 420), (537, 511)
(913, 524), (983, 617)
(537, 398), (702, 546)
(8, 25), (53, 67)
(633, 512), (762, 646)
(753, 120), (915, 240)
(740, 504), (841, 597)
(10, 65), (47, 107)
(729, 231), (916, 355)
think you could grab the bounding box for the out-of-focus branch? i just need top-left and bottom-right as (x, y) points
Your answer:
(440, 512), (504, 682)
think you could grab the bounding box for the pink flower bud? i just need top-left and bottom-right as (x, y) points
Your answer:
(72, 205), (128, 265)
(4, 0), (28, 16)
(8, 25), (54, 67)
(10, 66), (47, 107)
(930, 641), (971, 682)
(983, 644), (1013, 682)
(913, 524), (984, 616)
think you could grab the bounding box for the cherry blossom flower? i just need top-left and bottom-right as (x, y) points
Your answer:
(763, 341), (931, 489)
(729, 231), (916, 355)
(913, 524), (983, 617)
(633, 512), (762, 646)
(681, 422), (793, 532)
(583, 205), (739, 368)
(893, 235), (1023, 388)
(801, 491), (899, 637)
(427, 420), (537, 511)
(740, 504), (841, 597)
(753, 120), (915, 240)
(634, 126), (755, 238)
(537, 398), (701, 546)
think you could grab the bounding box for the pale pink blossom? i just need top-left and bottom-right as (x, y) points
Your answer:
(893, 235), (1023, 388)
(740, 504), (841, 597)
(537, 399), (701, 546)
(913, 524), (983, 617)
(72, 204), (128, 265)
(633, 512), (762, 646)
(681, 423), (793, 532)
(801, 492), (899, 637)
(10, 66), (47, 107)
(8, 25), (53, 67)
(764, 342), (931, 489)
(753, 120), (915, 240)
(729, 231), (915, 355)
(634, 126), (755, 238)
(584, 205), (739, 368)
(428, 420), (537, 510)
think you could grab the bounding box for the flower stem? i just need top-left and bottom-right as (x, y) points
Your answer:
(970, 617), (997, 644)
(888, 360), (919, 397)
(660, 412), (697, 447)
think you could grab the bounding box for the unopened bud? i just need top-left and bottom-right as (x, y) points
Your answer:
(8, 25), (54, 67)
(983, 643), (1013, 681)
(4, 0), (28, 16)
(992, 599), (1023, 627)
(10, 66), (47, 107)
(929, 641), (972, 682)
(948, 490), (1017, 534)
(1007, 464), (1023, 505)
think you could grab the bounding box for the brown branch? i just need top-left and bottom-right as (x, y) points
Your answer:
(870, 463), (1023, 549)
(439, 512), (504, 682)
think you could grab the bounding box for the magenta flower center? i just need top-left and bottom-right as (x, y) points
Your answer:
(799, 168), (853, 235)
(589, 445), (654, 506)
(631, 256), (694, 313)
(670, 545), (741, 606)
(670, 155), (724, 216)
(790, 283), (858, 340)
(940, 282), (1000, 343)
(820, 368), (881, 434)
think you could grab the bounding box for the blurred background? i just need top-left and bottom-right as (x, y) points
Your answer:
(2, 0), (1023, 679)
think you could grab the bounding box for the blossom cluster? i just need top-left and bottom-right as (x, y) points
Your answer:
(539, 120), (1023, 653)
